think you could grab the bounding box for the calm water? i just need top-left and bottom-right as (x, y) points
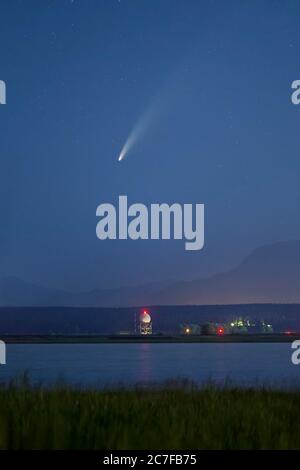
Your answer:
(1, 343), (300, 388)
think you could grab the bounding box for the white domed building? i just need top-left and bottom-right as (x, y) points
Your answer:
(139, 310), (153, 335)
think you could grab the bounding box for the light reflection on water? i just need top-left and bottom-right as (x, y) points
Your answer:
(0, 342), (299, 388)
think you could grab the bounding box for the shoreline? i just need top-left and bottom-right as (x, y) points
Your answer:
(1, 333), (299, 344)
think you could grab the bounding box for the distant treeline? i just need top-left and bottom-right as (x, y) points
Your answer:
(0, 304), (299, 335)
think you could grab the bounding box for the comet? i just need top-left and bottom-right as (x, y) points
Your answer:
(117, 94), (161, 162)
(117, 61), (187, 162)
(118, 130), (137, 162)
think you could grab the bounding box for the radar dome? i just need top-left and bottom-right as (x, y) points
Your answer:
(140, 312), (151, 323)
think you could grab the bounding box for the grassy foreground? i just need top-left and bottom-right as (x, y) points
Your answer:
(0, 383), (299, 449)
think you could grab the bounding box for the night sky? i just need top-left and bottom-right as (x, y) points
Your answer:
(0, 0), (300, 292)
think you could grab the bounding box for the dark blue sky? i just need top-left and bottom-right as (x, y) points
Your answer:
(0, 0), (300, 291)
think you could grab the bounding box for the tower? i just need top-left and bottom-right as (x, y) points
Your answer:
(139, 309), (152, 335)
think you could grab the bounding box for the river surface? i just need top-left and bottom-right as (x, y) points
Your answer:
(0, 343), (300, 388)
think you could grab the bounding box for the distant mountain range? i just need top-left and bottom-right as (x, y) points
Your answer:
(1, 239), (300, 307)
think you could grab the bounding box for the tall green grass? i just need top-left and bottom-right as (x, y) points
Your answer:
(0, 380), (299, 449)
